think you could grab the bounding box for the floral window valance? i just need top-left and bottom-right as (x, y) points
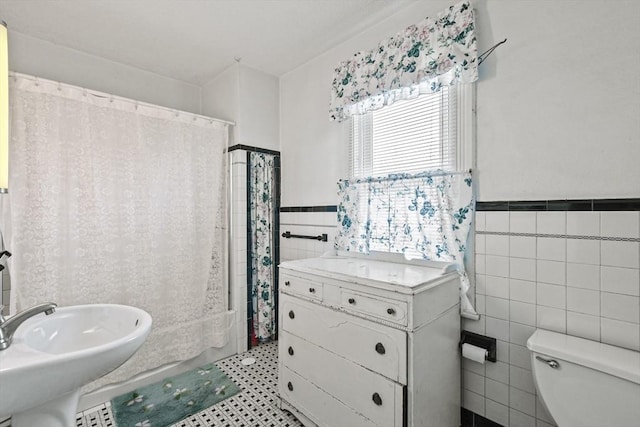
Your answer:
(329, 1), (477, 122)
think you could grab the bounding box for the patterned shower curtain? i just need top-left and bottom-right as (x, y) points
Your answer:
(249, 152), (276, 343)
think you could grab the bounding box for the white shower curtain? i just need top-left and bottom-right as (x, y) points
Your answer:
(1, 74), (232, 391)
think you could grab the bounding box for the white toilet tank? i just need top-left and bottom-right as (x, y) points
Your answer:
(527, 329), (640, 427)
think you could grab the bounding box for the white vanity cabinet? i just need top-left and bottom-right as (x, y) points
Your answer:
(277, 252), (461, 427)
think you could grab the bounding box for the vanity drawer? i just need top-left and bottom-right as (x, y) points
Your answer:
(279, 366), (379, 427)
(281, 273), (323, 301)
(280, 331), (403, 427)
(340, 289), (408, 327)
(280, 294), (407, 384)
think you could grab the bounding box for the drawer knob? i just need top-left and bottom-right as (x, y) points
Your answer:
(289, 310), (295, 319)
(348, 298), (356, 305)
(375, 343), (386, 355)
(386, 308), (396, 315)
(285, 281), (290, 286)
(288, 346), (294, 356)
(288, 381), (294, 391)
(372, 392), (382, 406)
(309, 287), (315, 293)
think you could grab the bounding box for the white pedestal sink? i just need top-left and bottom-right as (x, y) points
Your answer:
(0, 304), (152, 427)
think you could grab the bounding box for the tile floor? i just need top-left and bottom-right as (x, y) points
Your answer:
(74, 342), (304, 427)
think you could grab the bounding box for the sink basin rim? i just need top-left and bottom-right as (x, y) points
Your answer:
(0, 303), (152, 374)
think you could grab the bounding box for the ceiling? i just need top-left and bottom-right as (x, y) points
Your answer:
(0, 0), (415, 85)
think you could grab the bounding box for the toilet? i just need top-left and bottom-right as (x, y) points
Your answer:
(526, 329), (640, 427)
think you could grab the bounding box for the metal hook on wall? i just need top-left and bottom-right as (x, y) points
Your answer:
(478, 38), (507, 66)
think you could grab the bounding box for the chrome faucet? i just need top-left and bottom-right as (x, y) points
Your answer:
(0, 302), (57, 350)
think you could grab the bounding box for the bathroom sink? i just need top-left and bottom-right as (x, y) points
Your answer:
(0, 304), (152, 426)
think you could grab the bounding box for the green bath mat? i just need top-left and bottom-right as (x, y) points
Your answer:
(111, 363), (240, 427)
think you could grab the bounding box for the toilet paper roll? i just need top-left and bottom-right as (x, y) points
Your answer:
(462, 343), (488, 364)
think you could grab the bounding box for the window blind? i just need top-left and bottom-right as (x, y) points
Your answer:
(349, 86), (457, 178)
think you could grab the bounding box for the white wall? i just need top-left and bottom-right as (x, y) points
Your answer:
(475, 0), (640, 200)
(280, 0), (456, 206)
(202, 63), (279, 151)
(8, 31), (202, 113)
(238, 65), (279, 151)
(280, 0), (640, 205)
(202, 64), (240, 127)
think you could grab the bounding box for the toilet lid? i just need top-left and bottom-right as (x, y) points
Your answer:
(527, 329), (640, 385)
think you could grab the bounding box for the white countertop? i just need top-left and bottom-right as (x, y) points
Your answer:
(279, 251), (458, 292)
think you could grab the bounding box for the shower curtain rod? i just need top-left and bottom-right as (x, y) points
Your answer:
(9, 72), (236, 127)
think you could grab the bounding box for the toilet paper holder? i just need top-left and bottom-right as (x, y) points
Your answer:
(460, 331), (497, 363)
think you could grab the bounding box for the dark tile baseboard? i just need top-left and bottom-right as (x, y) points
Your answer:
(280, 205), (338, 213)
(461, 408), (504, 427)
(476, 198), (640, 211)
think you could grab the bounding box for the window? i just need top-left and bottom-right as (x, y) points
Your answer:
(349, 84), (471, 178)
(341, 83), (473, 258)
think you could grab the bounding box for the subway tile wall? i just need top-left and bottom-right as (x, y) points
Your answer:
(279, 211), (337, 262)
(230, 150), (248, 353)
(464, 210), (640, 427)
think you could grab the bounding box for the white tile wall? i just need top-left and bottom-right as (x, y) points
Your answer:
(509, 258), (536, 282)
(601, 211), (640, 238)
(486, 361), (509, 384)
(566, 211), (600, 236)
(536, 212), (566, 235)
(566, 263), (599, 290)
(487, 234), (510, 257)
(536, 305), (566, 333)
(536, 283), (565, 309)
(485, 399), (509, 426)
(464, 209), (640, 426)
(509, 236), (536, 259)
(463, 389), (485, 416)
(536, 237), (565, 262)
(486, 296), (509, 320)
(486, 276), (509, 299)
(566, 287), (600, 316)
(601, 318), (640, 350)
(566, 311), (600, 341)
(509, 408), (535, 427)
(509, 212), (536, 234)
(486, 378), (509, 406)
(486, 255), (510, 278)
(601, 266), (640, 296)
(566, 239), (600, 265)
(536, 260), (565, 286)
(230, 151), (249, 353)
(509, 279), (535, 304)
(601, 240), (640, 268)
(279, 211), (337, 262)
(486, 212), (510, 232)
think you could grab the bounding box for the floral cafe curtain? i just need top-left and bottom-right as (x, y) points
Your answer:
(335, 171), (476, 316)
(249, 152), (277, 343)
(329, 1), (477, 121)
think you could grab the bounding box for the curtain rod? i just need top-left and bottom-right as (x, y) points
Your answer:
(9, 72), (236, 127)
